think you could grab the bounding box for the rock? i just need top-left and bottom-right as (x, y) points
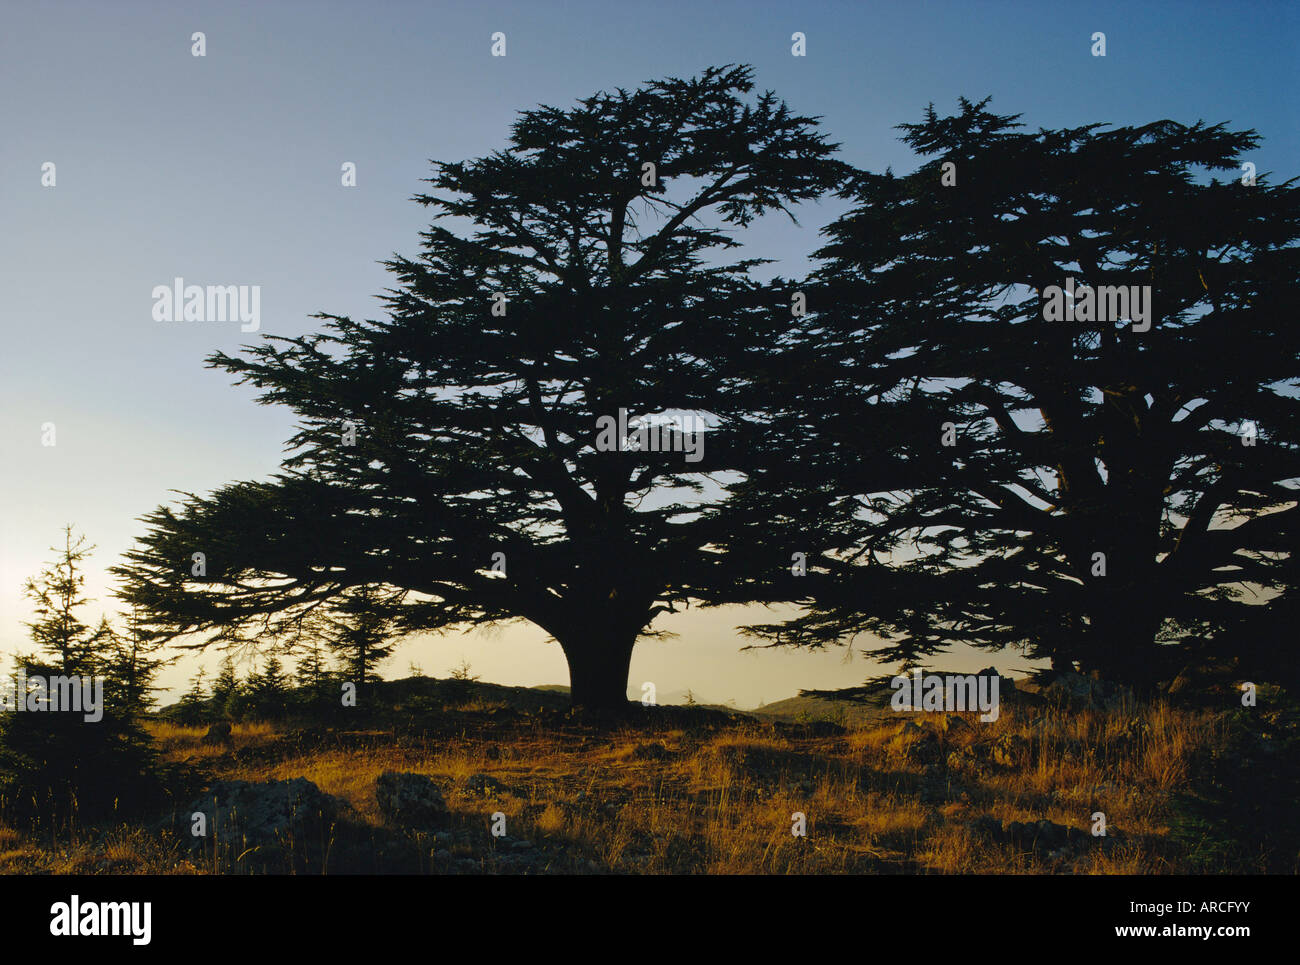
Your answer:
(1033, 819), (1069, 849)
(1040, 672), (1133, 712)
(375, 771), (448, 828)
(973, 816), (1097, 855)
(463, 773), (507, 796)
(1168, 658), (1242, 700)
(631, 741), (672, 760)
(939, 714), (972, 736)
(200, 721), (233, 745)
(894, 720), (925, 738)
(907, 737), (943, 765)
(179, 777), (341, 846)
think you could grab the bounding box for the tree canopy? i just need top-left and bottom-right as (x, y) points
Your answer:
(114, 65), (848, 709)
(722, 98), (1300, 687)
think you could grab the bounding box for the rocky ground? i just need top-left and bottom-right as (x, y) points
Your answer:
(2, 671), (1295, 875)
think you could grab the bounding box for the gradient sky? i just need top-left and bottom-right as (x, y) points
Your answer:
(2, 0), (1297, 706)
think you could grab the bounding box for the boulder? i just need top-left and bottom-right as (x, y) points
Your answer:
(179, 777), (342, 845)
(939, 714), (972, 736)
(969, 816), (1115, 858)
(1168, 658), (1243, 699)
(1040, 672), (1133, 711)
(631, 741), (672, 760)
(894, 720), (925, 738)
(375, 771), (448, 828)
(976, 667), (1022, 700)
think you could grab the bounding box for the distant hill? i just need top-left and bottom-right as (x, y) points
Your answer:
(157, 674), (575, 719)
(749, 693), (894, 726)
(157, 672), (1025, 723)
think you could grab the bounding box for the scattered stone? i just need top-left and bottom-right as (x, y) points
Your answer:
(939, 714), (972, 736)
(1168, 657), (1242, 699)
(967, 816), (1118, 859)
(463, 773), (507, 796)
(631, 741), (672, 760)
(375, 771), (449, 828)
(1039, 672), (1133, 711)
(178, 778), (342, 846)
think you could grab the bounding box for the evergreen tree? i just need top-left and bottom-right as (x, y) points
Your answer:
(98, 609), (172, 717)
(726, 99), (1300, 687)
(176, 667), (209, 724)
(23, 525), (98, 676)
(249, 656), (289, 718)
(2, 531), (162, 827)
(318, 584), (401, 693)
(114, 66), (848, 710)
(209, 653), (243, 717)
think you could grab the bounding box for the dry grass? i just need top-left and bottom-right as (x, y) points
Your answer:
(0, 697), (1291, 874)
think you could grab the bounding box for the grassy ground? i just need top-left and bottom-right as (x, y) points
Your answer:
(0, 691), (1294, 875)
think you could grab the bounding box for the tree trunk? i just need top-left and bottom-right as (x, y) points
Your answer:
(1087, 593), (1163, 689)
(559, 627), (638, 712)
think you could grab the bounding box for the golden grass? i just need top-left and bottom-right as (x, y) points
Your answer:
(0, 698), (1284, 874)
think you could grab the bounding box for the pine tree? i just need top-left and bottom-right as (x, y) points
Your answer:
(320, 584), (400, 693)
(98, 610), (172, 717)
(249, 656), (289, 718)
(2, 530), (163, 825)
(176, 667), (209, 724)
(209, 653), (242, 717)
(291, 641), (340, 714)
(23, 525), (98, 676)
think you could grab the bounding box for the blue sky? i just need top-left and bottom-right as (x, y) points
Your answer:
(2, 0), (1297, 705)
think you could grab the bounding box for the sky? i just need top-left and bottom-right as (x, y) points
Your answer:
(2, 0), (1297, 706)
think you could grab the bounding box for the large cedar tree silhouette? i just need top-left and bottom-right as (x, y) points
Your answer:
(114, 66), (846, 710)
(721, 99), (1299, 688)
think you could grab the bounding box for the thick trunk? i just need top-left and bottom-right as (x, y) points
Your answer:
(1078, 488), (1165, 688)
(559, 627), (638, 712)
(1086, 590), (1163, 688)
